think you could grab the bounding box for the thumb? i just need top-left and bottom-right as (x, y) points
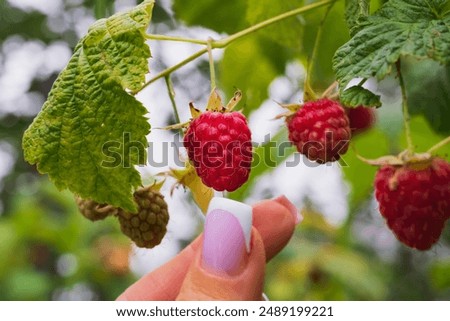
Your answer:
(176, 199), (266, 300)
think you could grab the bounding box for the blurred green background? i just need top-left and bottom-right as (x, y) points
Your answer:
(0, 0), (449, 300)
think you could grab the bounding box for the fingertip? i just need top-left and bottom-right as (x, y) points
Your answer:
(116, 293), (129, 301)
(252, 196), (298, 261)
(272, 195), (302, 224)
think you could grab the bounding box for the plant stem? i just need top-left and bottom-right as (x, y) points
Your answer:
(215, 0), (333, 48)
(396, 60), (414, 154)
(135, 0), (333, 94)
(207, 38), (216, 91)
(357, 78), (367, 87)
(145, 34), (208, 45)
(427, 136), (450, 154)
(135, 48), (207, 94)
(164, 75), (182, 134)
(321, 81), (338, 98)
(304, 0), (336, 101)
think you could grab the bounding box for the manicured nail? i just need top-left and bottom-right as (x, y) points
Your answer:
(202, 198), (252, 274)
(273, 195), (302, 224)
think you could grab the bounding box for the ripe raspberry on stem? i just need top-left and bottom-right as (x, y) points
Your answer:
(183, 89), (252, 192)
(184, 111), (252, 192)
(374, 157), (450, 250)
(286, 98), (351, 163)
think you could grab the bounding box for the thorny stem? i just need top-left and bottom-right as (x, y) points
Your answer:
(304, 0), (336, 102)
(164, 76), (182, 134)
(207, 38), (216, 91)
(427, 136), (450, 154)
(135, 0), (334, 94)
(396, 60), (414, 154)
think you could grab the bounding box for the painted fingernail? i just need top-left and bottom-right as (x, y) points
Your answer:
(273, 195), (302, 224)
(202, 197), (252, 275)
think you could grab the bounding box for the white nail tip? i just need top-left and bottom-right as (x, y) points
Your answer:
(207, 197), (252, 253)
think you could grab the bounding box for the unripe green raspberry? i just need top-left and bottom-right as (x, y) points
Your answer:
(117, 186), (169, 249)
(75, 197), (118, 221)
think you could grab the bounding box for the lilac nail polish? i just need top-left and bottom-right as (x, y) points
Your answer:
(202, 209), (246, 274)
(202, 198), (253, 275)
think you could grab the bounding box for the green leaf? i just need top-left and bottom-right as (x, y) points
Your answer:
(345, 0), (370, 36)
(22, 0), (154, 212)
(246, 0), (305, 49)
(340, 85), (381, 108)
(404, 58), (450, 135)
(333, 0), (450, 90)
(173, 0), (247, 34)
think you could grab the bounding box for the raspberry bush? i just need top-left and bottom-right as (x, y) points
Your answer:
(8, 0), (450, 300)
(21, 0), (450, 250)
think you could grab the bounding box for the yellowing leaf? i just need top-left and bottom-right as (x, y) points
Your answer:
(170, 164), (214, 214)
(205, 88), (223, 112)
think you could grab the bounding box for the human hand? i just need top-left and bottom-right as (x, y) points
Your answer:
(117, 195), (301, 301)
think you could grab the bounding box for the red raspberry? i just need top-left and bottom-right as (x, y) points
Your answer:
(374, 157), (450, 250)
(287, 99), (351, 163)
(183, 111), (252, 192)
(346, 106), (376, 134)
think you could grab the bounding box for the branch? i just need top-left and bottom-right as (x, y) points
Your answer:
(135, 0), (334, 94)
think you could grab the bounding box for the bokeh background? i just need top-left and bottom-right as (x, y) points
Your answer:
(0, 0), (449, 300)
